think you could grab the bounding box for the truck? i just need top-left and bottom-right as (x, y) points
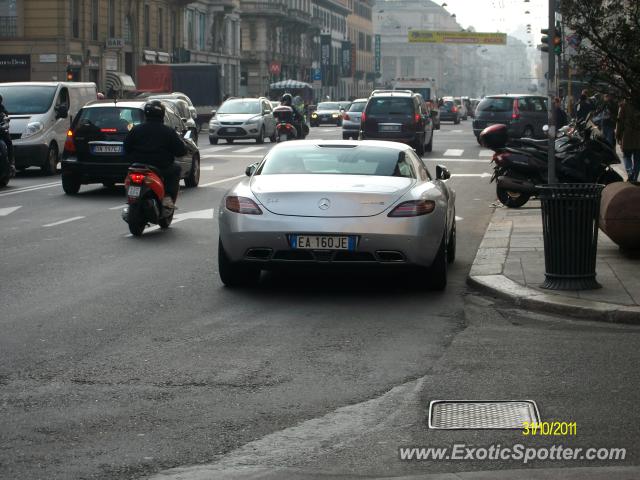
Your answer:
(391, 78), (434, 103)
(136, 63), (222, 129)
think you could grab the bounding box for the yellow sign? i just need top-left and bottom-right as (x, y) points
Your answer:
(408, 31), (507, 45)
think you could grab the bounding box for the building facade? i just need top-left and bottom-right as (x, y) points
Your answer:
(239, 0), (318, 98)
(182, 0), (241, 97)
(0, 0), (189, 92)
(345, 0), (374, 99)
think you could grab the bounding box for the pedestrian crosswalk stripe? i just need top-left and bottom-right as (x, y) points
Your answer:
(234, 146), (265, 153)
(0, 206), (21, 216)
(479, 150), (493, 157)
(444, 149), (464, 157)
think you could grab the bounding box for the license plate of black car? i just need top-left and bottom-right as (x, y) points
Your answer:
(379, 125), (400, 132)
(292, 235), (356, 250)
(91, 144), (123, 154)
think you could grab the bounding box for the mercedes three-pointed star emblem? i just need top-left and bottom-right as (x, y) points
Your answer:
(318, 198), (331, 210)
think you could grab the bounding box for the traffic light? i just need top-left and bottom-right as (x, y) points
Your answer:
(66, 67), (74, 81)
(540, 28), (550, 53)
(553, 24), (562, 55)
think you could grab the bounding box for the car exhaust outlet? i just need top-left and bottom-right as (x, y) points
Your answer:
(245, 248), (273, 260)
(376, 250), (406, 262)
(496, 176), (537, 194)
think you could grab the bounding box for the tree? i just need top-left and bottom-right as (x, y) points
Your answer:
(559, 0), (640, 108)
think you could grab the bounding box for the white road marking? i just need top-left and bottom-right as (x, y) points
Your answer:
(200, 154), (263, 159)
(43, 216), (85, 227)
(479, 150), (494, 157)
(109, 204), (127, 210)
(0, 206), (21, 216)
(443, 149), (464, 157)
(234, 146), (265, 153)
(451, 173), (491, 178)
(451, 130), (464, 133)
(0, 182), (59, 197)
(201, 175), (245, 187)
(200, 146), (231, 152)
(426, 158), (487, 163)
(201, 165), (215, 171)
(455, 216), (464, 221)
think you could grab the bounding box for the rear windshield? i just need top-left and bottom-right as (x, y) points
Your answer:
(348, 102), (366, 113)
(258, 145), (414, 178)
(317, 102), (342, 110)
(477, 97), (514, 113)
(218, 100), (260, 114)
(75, 107), (144, 133)
(0, 85), (57, 114)
(440, 101), (455, 110)
(367, 98), (413, 115)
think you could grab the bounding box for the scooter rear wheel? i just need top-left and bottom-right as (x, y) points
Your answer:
(497, 186), (530, 208)
(127, 205), (146, 236)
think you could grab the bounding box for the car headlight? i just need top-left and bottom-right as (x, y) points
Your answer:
(311, 113), (318, 118)
(22, 121), (44, 138)
(209, 119), (220, 127)
(332, 113), (339, 118)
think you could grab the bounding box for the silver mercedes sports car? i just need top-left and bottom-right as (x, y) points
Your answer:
(218, 140), (456, 289)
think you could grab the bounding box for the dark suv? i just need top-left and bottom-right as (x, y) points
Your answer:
(61, 100), (200, 195)
(360, 90), (434, 155)
(472, 94), (548, 143)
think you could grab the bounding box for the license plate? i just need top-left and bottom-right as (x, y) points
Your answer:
(226, 128), (237, 132)
(91, 144), (123, 154)
(292, 235), (355, 250)
(379, 125), (400, 132)
(127, 186), (141, 197)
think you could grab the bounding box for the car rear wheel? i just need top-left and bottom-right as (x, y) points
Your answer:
(414, 135), (425, 156)
(218, 239), (261, 287)
(497, 186), (530, 208)
(447, 217), (456, 264)
(209, 137), (218, 145)
(62, 175), (81, 195)
(425, 131), (433, 152)
(42, 143), (58, 176)
(428, 234), (448, 290)
(184, 154), (200, 188)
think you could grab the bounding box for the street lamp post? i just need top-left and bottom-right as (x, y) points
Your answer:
(547, 0), (556, 183)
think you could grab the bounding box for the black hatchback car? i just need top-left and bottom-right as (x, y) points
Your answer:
(360, 90), (434, 156)
(61, 101), (200, 195)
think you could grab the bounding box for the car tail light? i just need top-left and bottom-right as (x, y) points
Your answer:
(512, 99), (520, 120)
(361, 112), (366, 123)
(451, 106), (457, 113)
(493, 152), (512, 166)
(63, 129), (76, 154)
(388, 200), (436, 217)
(344, 113), (351, 121)
(129, 173), (145, 184)
(414, 113), (421, 123)
(225, 196), (263, 215)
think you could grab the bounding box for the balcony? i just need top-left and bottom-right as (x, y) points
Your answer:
(240, 0), (287, 17)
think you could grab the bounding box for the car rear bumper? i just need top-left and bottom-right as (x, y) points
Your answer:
(360, 132), (418, 144)
(61, 158), (130, 183)
(209, 125), (261, 139)
(219, 206), (446, 269)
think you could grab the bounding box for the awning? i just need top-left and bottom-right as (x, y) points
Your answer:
(269, 79), (313, 90)
(106, 71), (136, 93)
(143, 50), (157, 62)
(157, 51), (171, 63)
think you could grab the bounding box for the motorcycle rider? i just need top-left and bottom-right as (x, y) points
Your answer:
(0, 95), (15, 175)
(123, 100), (186, 209)
(281, 93), (304, 139)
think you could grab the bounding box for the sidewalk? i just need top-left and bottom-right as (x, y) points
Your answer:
(467, 201), (640, 323)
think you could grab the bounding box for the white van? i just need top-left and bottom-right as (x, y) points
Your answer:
(0, 82), (97, 174)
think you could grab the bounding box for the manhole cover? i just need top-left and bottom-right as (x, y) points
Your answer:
(428, 400), (540, 429)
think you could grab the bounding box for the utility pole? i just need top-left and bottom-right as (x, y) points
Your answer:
(547, 0), (557, 183)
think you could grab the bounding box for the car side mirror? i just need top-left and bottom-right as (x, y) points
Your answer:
(436, 165), (451, 180)
(56, 105), (69, 119)
(245, 163), (258, 176)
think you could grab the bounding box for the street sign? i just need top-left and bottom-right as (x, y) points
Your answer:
(269, 61), (281, 76)
(408, 31), (507, 45)
(312, 68), (322, 81)
(105, 38), (124, 49)
(374, 34), (381, 74)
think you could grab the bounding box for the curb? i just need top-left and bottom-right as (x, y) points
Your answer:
(467, 274), (640, 324)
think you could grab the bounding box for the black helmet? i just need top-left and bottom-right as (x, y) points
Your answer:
(281, 93), (292, 106)
(144, 100), (165, 120)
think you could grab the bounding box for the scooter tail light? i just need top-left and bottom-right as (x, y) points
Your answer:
(414, 113), (421, 123)
(63, 129), (76, 154)
(225, 196), (263, 215)
(129, 173), (145, 184)
(512, 99), (520, 120)
(388, 200), (436, 217)
(344, 113), (351, 121)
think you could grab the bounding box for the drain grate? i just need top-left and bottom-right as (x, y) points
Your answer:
(429, 400), (540, 429)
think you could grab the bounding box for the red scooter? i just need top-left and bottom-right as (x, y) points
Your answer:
(122, 163), (174, 236)
(273, 105), (306, 142)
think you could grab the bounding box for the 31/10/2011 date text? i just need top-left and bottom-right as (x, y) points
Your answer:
(522, 422), (577, 436)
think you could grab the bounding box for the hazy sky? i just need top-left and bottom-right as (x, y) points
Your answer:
(440, 0), (548, 46)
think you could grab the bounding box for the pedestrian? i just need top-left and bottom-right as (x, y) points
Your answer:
(594, 93), (618, 146)
(575, 89), (594, 123)
(616, 98), (640, 182)
(554, 97), (568, 130)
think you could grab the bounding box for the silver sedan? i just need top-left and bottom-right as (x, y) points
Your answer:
(218, 140), (456, 289)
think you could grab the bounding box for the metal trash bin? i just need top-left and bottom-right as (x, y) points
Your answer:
(537, 183), (605, 290)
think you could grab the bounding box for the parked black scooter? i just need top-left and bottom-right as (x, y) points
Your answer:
(480, 117), (622, 208)
(0, 113), (14, 188)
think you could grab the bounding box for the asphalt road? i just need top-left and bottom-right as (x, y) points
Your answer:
(1, 121), (638, 479)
